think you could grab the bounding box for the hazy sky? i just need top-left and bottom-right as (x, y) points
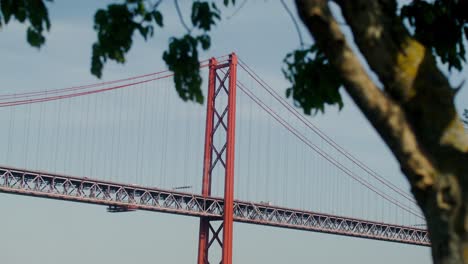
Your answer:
(1, 1), (466, 263)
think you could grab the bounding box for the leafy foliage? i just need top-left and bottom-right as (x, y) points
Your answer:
(91, 0), (164, 78)
(163, 34), (211, 104)
(401, 0), (468, 71)
(2, 0), (467, 114)
(191, 2), (220, 31)
(223, 0), (236, 7)
(92, 0), (222, 100)
(160, 1), (222, 104)
(283, 46), (343, 115)
(0, 0), (52, 48)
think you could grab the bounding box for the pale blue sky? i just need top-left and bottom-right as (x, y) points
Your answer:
(2, 1), (466, 263)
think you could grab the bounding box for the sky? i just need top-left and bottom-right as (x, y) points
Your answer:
(1, 1), (467, 263)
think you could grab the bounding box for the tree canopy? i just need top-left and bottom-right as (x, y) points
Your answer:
(2, 0), (468, 263)
(1, 0), (466, 113)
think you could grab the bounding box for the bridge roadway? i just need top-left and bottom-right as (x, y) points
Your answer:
(0, 165), (430, 247)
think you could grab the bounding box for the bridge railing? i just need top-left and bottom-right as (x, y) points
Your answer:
(0, 165), (430, 246)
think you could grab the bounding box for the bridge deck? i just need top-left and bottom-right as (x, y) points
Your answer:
(0, 166), (430, 247)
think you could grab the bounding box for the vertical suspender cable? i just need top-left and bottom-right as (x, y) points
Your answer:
(24, 103), (32, 168)
(36, 100), (44, 169)
(7, 104), (14, 165)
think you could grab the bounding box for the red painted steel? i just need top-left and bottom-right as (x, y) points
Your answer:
(197, 57), (218, 264)
(197, 53), (238, 264)
(0, 53), (433, 261)
(222, 53), (237, 263)
(201, 57), (218, 197)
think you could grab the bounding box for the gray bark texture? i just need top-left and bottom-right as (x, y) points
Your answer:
(295, 0), (468, 263)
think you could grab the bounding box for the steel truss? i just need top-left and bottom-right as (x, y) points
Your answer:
(0, 165), (430, 247)
(198, 53), (238, 264)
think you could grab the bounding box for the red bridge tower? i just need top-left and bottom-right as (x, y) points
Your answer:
(197, 53), (238, 264)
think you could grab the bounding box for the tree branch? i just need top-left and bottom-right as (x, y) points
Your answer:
(334, 0), (468, 169)
(174, 0), (191, 33)
(153, 0), (164, 9)
(294, 0), (436, 192)
(294, 4), (468, 259)
(227, 0), (248, 20)
(281, 0), (304, 47)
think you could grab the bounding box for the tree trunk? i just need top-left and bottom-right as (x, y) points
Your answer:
(294, 1), (468, 263)
(422, 177), (468, 264)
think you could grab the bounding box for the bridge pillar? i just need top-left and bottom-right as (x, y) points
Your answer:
(197, 53), (237, 264)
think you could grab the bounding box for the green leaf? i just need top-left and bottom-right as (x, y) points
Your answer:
(136, 1), (145, 15)
(137, 24), (148, 40)
(401, 0), (468, 71)
(211, 2), (220, 13)
(197, 34), (211, 50)
(1, 0), (13, 23)
(91, 3), (138, 77)
(91, 44), (104, 78)
(223, 0), (235, 7)
(191, 1), (220, 31)
(16, 7), (26, 22)
(282, 45), (344, 115)
(285, 88), (292, 98)
(26, 27), (45, 47)
(89, 1), (166, 78)
(163, 34), (204, 104)
(153, 10), (163, 27)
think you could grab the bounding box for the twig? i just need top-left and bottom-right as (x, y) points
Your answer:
(227, 0), (248, 20)
(174, 0), (191, 33)
(153, 0), (163, 9)
(280, 0), (304, 47)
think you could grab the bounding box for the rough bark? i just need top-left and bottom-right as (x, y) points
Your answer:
(295, 0), (468, 263)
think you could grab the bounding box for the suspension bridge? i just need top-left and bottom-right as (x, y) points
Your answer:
(0, 53), (429, 263)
